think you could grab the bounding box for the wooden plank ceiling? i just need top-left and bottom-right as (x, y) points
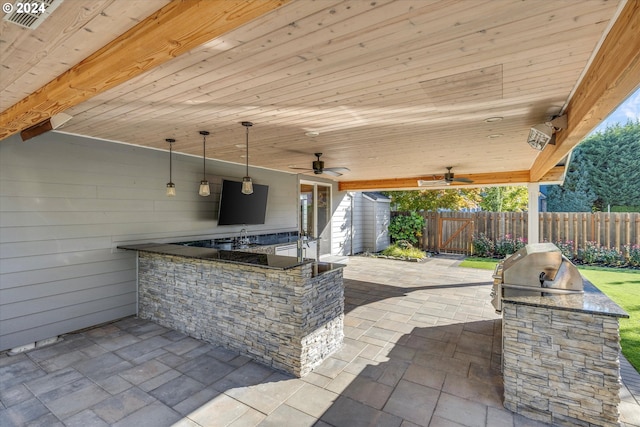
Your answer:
(1, 0), (637, 190)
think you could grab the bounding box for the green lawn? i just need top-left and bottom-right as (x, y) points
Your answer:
(459, 257), (640, 372)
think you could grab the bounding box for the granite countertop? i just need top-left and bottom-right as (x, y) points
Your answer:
(502, 279), (629, 318)
(118, 243), (345, 272)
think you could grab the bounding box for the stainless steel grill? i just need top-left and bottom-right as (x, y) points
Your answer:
(491, 243), (583, 313)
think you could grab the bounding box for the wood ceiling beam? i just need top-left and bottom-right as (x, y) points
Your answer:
(338, 170), (532, 192)
(529, 0), (640, 181)
(0, 0), (289, 140)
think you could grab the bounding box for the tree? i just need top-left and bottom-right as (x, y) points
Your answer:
(384, 189), (480, 211)
(580, 121), (640, 209)
(479, 186), (529, 212)
(546, 149), (597, 212)
(546, 120), (640, 211)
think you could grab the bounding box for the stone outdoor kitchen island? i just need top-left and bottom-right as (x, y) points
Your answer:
(119, 243), (344, 377)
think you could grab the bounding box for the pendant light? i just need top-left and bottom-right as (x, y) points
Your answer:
(241, 121), (254, 195)
(198, 131), (210, 196)
(166, 138), (176, 197)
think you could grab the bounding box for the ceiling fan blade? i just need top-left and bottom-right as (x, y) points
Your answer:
(322, 169), (342, 177)
(417, 179), (446, 186)
(289, 167), (313, 171)
(452, 177), (473, 183)
(324, 167), (350, 173)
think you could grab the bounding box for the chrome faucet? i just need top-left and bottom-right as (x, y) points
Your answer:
(238, 228), (250, 248)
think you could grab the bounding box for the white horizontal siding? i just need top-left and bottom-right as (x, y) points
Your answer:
(0, 132), (297, 351)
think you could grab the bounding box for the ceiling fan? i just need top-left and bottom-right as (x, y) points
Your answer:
(417, 167), (474, 186)
(290, 153), (350, 177)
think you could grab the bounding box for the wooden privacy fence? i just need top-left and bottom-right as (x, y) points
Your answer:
(392, 211), (640, 255)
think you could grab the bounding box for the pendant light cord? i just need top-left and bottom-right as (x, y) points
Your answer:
(203, 134), (206, 179)
(245, 125), (249, 176)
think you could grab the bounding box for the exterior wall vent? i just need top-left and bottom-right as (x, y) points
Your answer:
(3, 0), (64, 30)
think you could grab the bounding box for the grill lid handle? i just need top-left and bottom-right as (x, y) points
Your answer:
(539, 271), (547, 286)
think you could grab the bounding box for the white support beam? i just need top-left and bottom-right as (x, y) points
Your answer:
(528, 182), (540, 244)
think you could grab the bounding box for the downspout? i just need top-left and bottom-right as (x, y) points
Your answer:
(349, 192), (355, 256)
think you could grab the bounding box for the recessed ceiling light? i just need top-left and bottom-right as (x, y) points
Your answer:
(487, 134), (503, 139)
(484, 117), (503, 123)
(305, 131), (320, 137)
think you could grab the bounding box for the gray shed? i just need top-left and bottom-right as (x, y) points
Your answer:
(361, 192), (391, 253)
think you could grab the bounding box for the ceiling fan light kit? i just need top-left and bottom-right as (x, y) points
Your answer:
(289, 153), (350, 177)
(417, 167), (473, 187)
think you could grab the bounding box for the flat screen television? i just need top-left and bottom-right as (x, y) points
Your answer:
(217, 179), (269, 225)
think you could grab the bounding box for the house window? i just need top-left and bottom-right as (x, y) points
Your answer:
(300, 182), (331, 256)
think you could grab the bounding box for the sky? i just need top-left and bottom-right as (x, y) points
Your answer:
(592, 87), (640, 133)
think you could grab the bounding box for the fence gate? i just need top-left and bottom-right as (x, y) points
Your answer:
(437, 217), (474, 254)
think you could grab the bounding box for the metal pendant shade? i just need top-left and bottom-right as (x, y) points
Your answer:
(241, 121), (254, 195)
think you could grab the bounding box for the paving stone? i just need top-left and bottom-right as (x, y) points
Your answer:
(486, 406), (515, 427)
(114, 335), (172, 361)
(93, 375), (133, 395)
(0, 384), (34, 407)
(341, 376), (394, 410)
(111, 401), (181, 427)
(212, 361), (274, 390)
(285, 383), (340, 418)
(224, 372), (305, 415)
(149, 374), (207, 407)
(0, 359), (46, 389)
(45, 383), (110, 419)
(59, 405), (111, 426)
(258, 403), (317, 427)
(92, 386), (157, 423)
(172, 386), (221, 416)
(383, 379), (439, 426)
(73, 352), (133, 381)
(92, 333), (140, 351)
(118, 359), (170, 385)
(177, 354), (235, 385)
(24, 367), (83, 396)
(23, 412), (64, 427)
(227, 407), (266, 426)
(163, 337), (203, 356)
(402, 363), (446, 390)
(186, 393), (252, 426)
(138, 368), (182, 392)
(433, 392), (487, 427)
(321, 395), (403, 427)
(0, 397), (49, 426)
(36, 350), (89, 373)
(311, 357), (348, 379)
(441, 372), (503, 409)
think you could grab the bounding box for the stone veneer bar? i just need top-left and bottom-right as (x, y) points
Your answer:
(502, 281), (628, 427)
(120, 244), (344, 377)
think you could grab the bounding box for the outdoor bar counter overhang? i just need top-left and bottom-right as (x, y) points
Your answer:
(118, 243), (345, 377)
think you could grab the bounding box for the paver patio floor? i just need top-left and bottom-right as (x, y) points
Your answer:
(1, 255), (638, 426)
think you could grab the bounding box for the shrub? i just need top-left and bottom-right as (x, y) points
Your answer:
(626, 245), (640, 267)
(494, 234), (527, 257)
(471, 235), (633, 269)
(599, 246), (625, 267)
(577, 241), (601, 264)
(388, 212), (425, 245)
(381, 241), (426, 259)
(554, 240), (575, 260)
(473, 233), (494, 257)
